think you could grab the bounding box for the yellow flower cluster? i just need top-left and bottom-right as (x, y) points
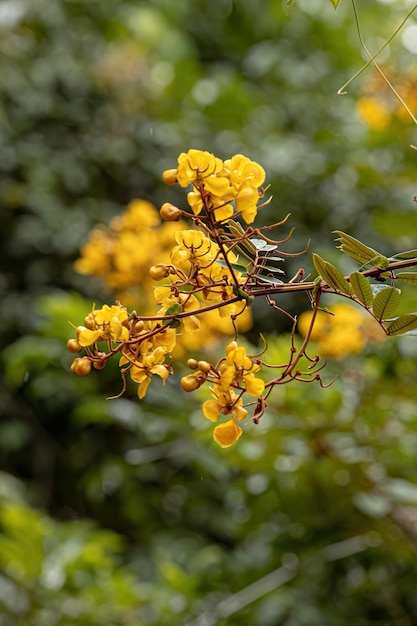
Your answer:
(163, 148), (266, 224)
(74, 198), (252, 355)
(69, 302), (176, 400)
(298, 303), (385, 358)
(75, 199), (183, 306)
(155, 228), (247, 320)
(182, 341), (265, 448)
(119, 321), (176, 400)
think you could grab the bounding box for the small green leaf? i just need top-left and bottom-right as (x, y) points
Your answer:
(386, 314), (417, 335)
(165, 303), (182, 316)
(214, 259), (248, 273)
(312, 254), (352, 294)
(259, 265), (285, 274)
(372, 286), (401, 321)
(349, 272), (374, 307)
(165, 302), (183, 328)
(394, 272), (417, 286)
(333, 231), (380, 266)
(251, 239), (278, 252)
(263, 256), (285, 262)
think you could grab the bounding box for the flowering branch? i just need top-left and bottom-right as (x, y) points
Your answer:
(68, 149), (417, 447)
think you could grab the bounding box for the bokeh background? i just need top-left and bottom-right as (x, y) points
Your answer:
(1, 0), (417, 624)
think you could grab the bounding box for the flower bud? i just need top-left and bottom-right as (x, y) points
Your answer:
(149, 264), (170, 281)
(162, 169), (178, 185)
(180, 374), (203, 392)
(132, 320), (145, 334)
(160, 202), (182, 221)
(187, 358), (198, 370)
(70, 357), (92, 376)
(84, 314), (96, 330)
(197, 360), (211, 374)
(93, 359), (106, 370)
(67, 338), (82, 353)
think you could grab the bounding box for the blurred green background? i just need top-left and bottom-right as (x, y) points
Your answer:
(1, 0), (417, 624)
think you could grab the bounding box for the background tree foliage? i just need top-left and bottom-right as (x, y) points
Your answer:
(1, 0), (417, 624)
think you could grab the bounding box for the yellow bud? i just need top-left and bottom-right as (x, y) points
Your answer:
(84, 314), (96, 330)
(70, 357), (92, 376)
(149, 264), (170, 281)
(75, 326), (86, 339)
(162, 168), (178, 185)
(187, 358), (198, 370)
(67, 338), (82, 353)
(93, 359), (106, 370)
(197, 360), (211, 374)
(132, 320), (145, 333)
(180, 374), (203, 392)
(160, 202), (182, 221)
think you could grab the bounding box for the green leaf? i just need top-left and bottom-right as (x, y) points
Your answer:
(391, 249), (417, 261)
(333, 231), (380, 266)
(394, 272), (417, 286)
(330, 0), (342, 6)
(312, 254), (352, 294)
(259, 265), (285, 274)
(349, 272), (374, 307)
(250, 239), (277, 252)
(372, 286), (401, 321)
(214, 259), (248, 273)
(386, 314), (417, 335)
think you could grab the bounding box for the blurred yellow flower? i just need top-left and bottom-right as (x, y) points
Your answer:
(298, 303), (385, 358)
(356, 96), (391, 131)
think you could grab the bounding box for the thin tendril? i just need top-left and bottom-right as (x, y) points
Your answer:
(338, 0), (417, 126)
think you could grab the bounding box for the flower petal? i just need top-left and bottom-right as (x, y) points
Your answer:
(213, 420), (243, 448)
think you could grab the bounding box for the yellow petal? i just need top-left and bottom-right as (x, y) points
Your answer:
(213, 420), (243, 448)
(78, 328), (104, 347)
(203, 400), (220, 422)
(245, 375), (265, 397)
(138, 377), (151, 399)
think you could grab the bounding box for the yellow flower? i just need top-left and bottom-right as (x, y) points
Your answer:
(77, 304), (129, 347)
(176, 149), (224, 188)
(203, 384), (248, 422)
(223, 154), (266, 224)
(153, 286), (200, 334)
(127, 345), (171, 399)
(219, 342), (265, 396)
(356, 97), (391, 131)
(171, 230), (214, 271)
